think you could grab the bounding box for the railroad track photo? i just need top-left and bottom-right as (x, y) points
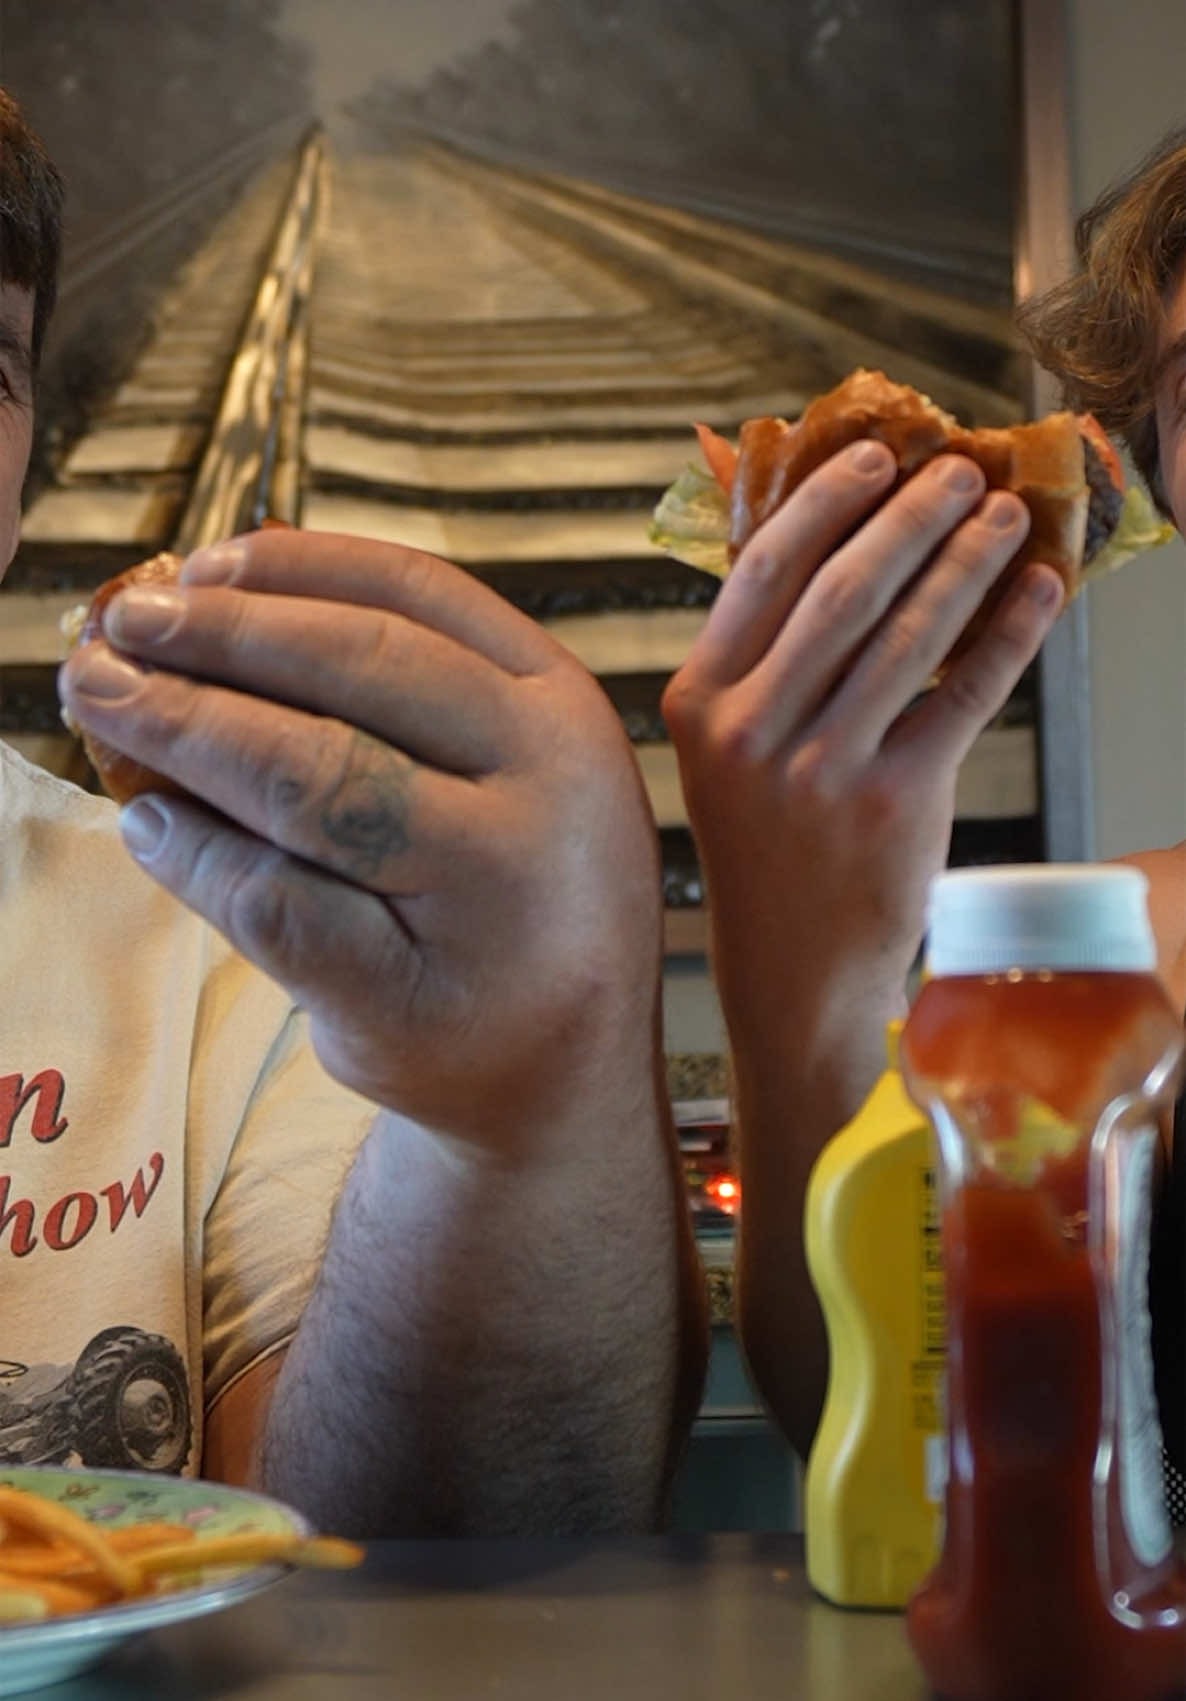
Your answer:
(3, 127), (1043, 952)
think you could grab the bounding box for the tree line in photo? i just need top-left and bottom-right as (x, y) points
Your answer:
(350, 0), (1016, 306)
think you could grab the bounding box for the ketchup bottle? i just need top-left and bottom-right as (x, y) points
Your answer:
(898, 865), (1186, 1701)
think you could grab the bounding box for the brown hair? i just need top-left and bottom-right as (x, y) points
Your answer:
(1017, 126), (1186, 516)
(0, 86), (64, 367)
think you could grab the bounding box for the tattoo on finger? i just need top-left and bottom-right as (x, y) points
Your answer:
(317, 731), (414, 882)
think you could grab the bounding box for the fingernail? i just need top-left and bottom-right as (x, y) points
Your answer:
(120, 797), (170, 862)
(182, 539), (248, 586)
(1027, 567), (1064, 610)
(107, 586), (187, 644)
(983, 492), (1023, 529)
(936, 457), (981, 493)
(67, 645), (147, 704)
(848, 439), (893, 475)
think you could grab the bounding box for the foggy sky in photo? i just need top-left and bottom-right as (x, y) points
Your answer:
(282, 0), (519, 112)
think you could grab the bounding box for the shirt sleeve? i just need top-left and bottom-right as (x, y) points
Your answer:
(196, 978), (376, 1410)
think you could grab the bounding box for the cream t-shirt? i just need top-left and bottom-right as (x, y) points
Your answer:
(0, 741), (375, 1475)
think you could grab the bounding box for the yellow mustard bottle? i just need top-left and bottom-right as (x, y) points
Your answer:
(802, 1022), (946, 1608)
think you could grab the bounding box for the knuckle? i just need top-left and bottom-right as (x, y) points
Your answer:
(134, 670), (202, 768)
(731, 539), (779, 583)
(945, 517), (1024, 582)
(893, 461), (981, 535)
(347, 607), (403, 680)
(260, 719), (333, 842)
(388, 545), (439, 609)
(225, 852), (297, 960)
(888, 482), (944, 540)
(660, 670), (711, 739)
(942, 659), (1005, 723)
(788, 471), (838, 523)
(218, 584), (256, 653)
(711, 706), (774, 770)
(936, 532), (993, 585)
(787, 461), (877, 535)
(993, 590), (1049, 658)
(785, 735), (845, 806)
(807, 564), (880, 635)
(875, 611), (932, 673)
(804, 449), (885, 505)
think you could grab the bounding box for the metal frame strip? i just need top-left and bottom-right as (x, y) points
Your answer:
(1014, 0), (1096, 861)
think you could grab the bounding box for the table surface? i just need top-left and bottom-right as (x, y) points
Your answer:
(53, 1532), (938, 1700)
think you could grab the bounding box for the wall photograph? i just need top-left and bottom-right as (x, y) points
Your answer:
(0, 1), (1036, 922)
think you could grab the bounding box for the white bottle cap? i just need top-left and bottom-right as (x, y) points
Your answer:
(925, 864), (1156, 976)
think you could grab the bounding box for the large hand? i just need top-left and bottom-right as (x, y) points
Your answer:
(58, 529), (663, 1149)
(662, 440), (1064, 1118)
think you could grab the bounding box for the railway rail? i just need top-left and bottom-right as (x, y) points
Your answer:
(3, 133), (1044, 951)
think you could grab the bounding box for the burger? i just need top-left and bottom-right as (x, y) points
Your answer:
(60, 551), (186, 805)
(649, 368), (1172, 599)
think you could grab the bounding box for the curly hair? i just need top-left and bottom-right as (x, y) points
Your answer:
(0, 86), (64, 367)
(1017, 126), (1186, 516)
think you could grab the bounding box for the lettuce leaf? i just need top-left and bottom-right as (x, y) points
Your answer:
(1083, 482), (1176, 580)
(648, 462), (730, 577)
(648, 453), (1176, 587)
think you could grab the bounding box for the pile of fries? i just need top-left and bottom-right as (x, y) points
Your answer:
(0, 1485), (361, 1624)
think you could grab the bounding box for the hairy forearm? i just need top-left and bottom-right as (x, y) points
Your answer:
(256, 1079), (708, 1536)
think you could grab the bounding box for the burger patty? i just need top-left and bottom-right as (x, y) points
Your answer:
(1082, 434), (1125, 563)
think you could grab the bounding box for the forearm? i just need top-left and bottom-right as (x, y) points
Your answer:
(256, 1073), (708, 1536)
(729, 982), (903, 1461)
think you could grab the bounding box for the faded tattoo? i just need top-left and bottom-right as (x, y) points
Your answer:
(319, 730), (414, 882)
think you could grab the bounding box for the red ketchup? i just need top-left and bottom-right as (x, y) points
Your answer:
(899, 865), (1186, 1701)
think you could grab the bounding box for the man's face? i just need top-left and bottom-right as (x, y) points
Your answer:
(1155, 259), (1186, 535)
(0, 281), (34, 578)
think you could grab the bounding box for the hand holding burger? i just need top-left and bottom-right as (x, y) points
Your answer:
(651, 369), (1172, 635)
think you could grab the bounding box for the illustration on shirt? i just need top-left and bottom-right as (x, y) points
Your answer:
(0, 1326), (190, 1474)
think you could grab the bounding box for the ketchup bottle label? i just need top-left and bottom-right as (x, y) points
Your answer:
(1114, 1126), (1173, 1567)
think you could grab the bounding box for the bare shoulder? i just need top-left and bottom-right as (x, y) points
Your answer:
(1112, 842), (1186, 1009)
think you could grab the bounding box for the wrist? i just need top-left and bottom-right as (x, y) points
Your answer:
(368, 1003), (674, 1181)
(725, 975), (907, 1162)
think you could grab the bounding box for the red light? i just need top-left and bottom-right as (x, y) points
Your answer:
(704, 1175), (740, 1213)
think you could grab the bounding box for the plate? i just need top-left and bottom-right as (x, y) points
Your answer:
(0, 1464), (310, 1695)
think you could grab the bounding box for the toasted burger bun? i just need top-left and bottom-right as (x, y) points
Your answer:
(68, 551), (186, 805)
(730, 369), (1090, 599)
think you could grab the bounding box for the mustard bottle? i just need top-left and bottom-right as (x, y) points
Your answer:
(802, 1022), (945, 1608)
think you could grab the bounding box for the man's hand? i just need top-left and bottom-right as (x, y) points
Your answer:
(59, 528), (662, 1152)
(663, 439), (1063, 1117)
(58, 527), (705, 1534)
(661, 439), (1062, 1457)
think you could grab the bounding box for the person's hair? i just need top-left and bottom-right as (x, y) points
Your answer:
(0, 86), (64, 368)
(1017, 126), (1186, 516)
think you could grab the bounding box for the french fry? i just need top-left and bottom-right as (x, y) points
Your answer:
(0, 1544), (92, 1579)
(106, 1523), (195, 1554)
(0, 1485), (363, 1626)
(0, 1569), (109, 1617)
(132, 1531), (363, 1581)
(0, 1489), (138, 1596)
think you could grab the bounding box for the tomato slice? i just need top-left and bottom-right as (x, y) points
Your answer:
(1077, 413), (1125, 491)
(694, 421), (738, 494)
